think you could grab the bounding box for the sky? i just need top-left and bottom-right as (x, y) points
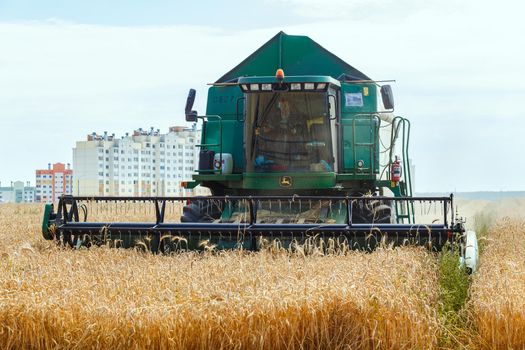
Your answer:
(1, 0), (524, 192)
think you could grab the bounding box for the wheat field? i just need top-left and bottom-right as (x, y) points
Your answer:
(0, 204), (443, 349)
(1, 200), (525, 349)
(468, 218), (525, 349)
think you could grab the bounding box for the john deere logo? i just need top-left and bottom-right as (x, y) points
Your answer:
(279, 176), (292, 187)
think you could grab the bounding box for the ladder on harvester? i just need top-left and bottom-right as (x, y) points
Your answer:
(391, 117), (415, 224)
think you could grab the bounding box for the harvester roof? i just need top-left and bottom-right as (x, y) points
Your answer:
(216, 31), (370, 83)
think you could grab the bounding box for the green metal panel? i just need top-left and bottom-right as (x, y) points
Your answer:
(205, 85), (244, 119)
(200, 85), (245, 173)
(336, 174), (376, 181)
(338, 82), (380, 178)
(202, 119), (244, 173)
(216, 32), (370, 83)
(341, 117), (379, 175)
(193, 174), (244, 189)
(194, 174), (243, 181)
(42, 204), (53, 239)
(243, 172), (335, 190)
(340, 83), (378, 114)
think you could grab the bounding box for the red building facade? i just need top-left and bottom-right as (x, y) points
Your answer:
(35, 163), (73, 203)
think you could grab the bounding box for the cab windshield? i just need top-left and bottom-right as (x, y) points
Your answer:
(245, 92), (334, 173)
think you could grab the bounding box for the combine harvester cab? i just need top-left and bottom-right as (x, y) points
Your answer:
(42, 32), (478, 272)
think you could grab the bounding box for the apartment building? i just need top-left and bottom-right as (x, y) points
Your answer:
(73, 126), (201, 196)
(0, 181), (35, 203)
(35, 163), (73, 203)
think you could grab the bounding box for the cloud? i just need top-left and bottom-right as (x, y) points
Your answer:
(272, 0), (465, 20)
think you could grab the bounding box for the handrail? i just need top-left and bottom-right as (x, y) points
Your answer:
(389, 116), (414, 223)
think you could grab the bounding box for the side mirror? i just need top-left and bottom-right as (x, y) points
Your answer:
(380, 85), (395, 110)
(185, 89), (198, 122)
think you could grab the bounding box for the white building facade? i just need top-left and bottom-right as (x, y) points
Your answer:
(0, 181), (35, 203)
(73, 126), (202, 196)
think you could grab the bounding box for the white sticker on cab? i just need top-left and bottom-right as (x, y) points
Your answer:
(345, 92), (364, 107)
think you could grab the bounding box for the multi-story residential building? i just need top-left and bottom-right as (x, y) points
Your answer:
(0, 181), (35, 203)
(35, 163), (74, 203)
(72, 126), (201, 196)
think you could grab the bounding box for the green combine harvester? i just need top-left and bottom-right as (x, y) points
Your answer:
(42, 32), (478, 272)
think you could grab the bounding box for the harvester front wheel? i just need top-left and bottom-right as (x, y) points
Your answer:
(180, 199), (223, 223)
(353, 199), (392, 224)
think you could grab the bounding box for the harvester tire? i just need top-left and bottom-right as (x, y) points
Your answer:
(353, 199), (392, 224)
(180, 200), (223, 223)
(371, 203), (392, 224)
